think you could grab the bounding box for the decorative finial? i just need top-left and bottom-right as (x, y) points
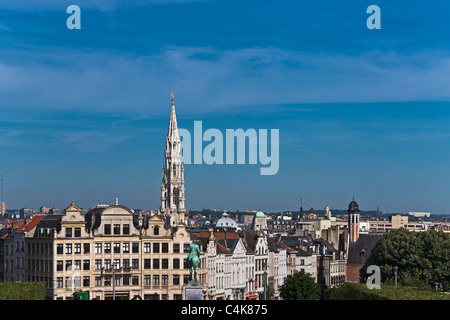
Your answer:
(171, 92), (175, 106)
(115, 198), (119, 205)
(353, 192), (355, 201)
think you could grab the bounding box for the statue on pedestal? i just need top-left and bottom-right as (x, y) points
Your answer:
(186, 242), (200, 284)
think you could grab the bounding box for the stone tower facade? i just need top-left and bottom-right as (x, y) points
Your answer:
(160, 93), (186, 226)
(348, 197), (360, 242)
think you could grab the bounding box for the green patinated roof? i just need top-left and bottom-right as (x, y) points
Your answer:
(255, 209), (265, 218)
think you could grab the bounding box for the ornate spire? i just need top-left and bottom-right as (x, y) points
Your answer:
(167, 92), (179, 143)
(160, 92), (186, 226)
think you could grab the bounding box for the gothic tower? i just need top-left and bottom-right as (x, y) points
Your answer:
(160, 93), (186, 226)
(348, 196), (360, 242)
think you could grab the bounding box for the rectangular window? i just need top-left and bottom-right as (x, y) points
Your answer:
(132, 276), (139, 286)
(153, 275), (160, 285)
(173, 259), (180, 269)
(65, 244), (72, 254)
(74, 228), (81, 237)
(162, 275), (168, 285)
(95, 243), (102, 254)
(74, 243), (81, 254)
(162, 243), (169, 253)
(65, 228), (72, 238)
(173, 244), (180, 253)
(173, 274), (180, 285)
(66, 277), (72, 288)
(122, 224), (130, 235)
(114, 276), (120, 286)
(74, 276), (81, 288)
(144, 243), (151, 253)
(144, 259), (151, 269)
(114, 243), (120, 254)
(122, 243), (130, 253)
(84, 243), (90, 254)
(153, 259), (160, 269)
(95, 259), (102, 270)
(57, 244), (63, 254)
(104, 259), (111, 270)
(66, 261), (73, 271)
(83, 260), (90, 270)
(123, 275), (130, 286)
(183, 244), (190, 253)
(56, 277), (63, 288)
(153, 243), (160, 253)
(95, 277), (102, 287)
(123, 259), (130, 269)
(104, 276), (111, 286)
(113, 259), (120, 270)
(162, 259), (168, 269)
(114, 224), (120, 235)
(83, 276), (90, 287)
(132, 259), (139, 269)
(104, 224), (111, 235)
(132, 243), (139, 253)
(104, 243), (111, 254)
(74, 260), (81, 270)
(144, 275), (151, 286)
(57, 260), (63, 271)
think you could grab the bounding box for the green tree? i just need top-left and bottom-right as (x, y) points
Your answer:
(360, 229), (450, 287)
(279, 270), (321, 300)
(0, 282), (46, 300)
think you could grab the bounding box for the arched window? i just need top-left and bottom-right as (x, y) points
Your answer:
(154, 226), (159, 236)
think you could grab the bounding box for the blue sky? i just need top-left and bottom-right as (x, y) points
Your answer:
(1, 0), (450, 213)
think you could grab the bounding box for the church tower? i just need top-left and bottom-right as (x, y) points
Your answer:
(160, 93), (186, 226)
(348, 196), (360, 242)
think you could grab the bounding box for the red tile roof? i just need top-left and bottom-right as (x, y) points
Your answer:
(15, 215), (46, 233)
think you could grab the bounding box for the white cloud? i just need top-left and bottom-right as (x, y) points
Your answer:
(1, 46), (450, 115)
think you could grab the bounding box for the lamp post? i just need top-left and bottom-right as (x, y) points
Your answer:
(393, 266), (398, 287)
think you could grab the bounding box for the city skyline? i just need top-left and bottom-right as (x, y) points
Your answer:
(1, 1), (450, 214)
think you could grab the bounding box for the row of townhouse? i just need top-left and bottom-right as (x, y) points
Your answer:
(277, 235), (347, 291)
(0, 201), (201, 300)
(1, 202), (347, 300)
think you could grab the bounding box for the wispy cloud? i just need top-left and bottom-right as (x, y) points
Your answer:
(0, 130), (23, 147)
(57, 130), (133, 152)
(1, 46), (450, 116)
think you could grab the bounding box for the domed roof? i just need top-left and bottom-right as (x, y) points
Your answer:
(215, 212), (238, 229)
(348, 198), (360, 214)
(255, 209), (265, 218)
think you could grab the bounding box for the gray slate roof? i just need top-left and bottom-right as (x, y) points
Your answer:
(347, 234), (382, 265)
